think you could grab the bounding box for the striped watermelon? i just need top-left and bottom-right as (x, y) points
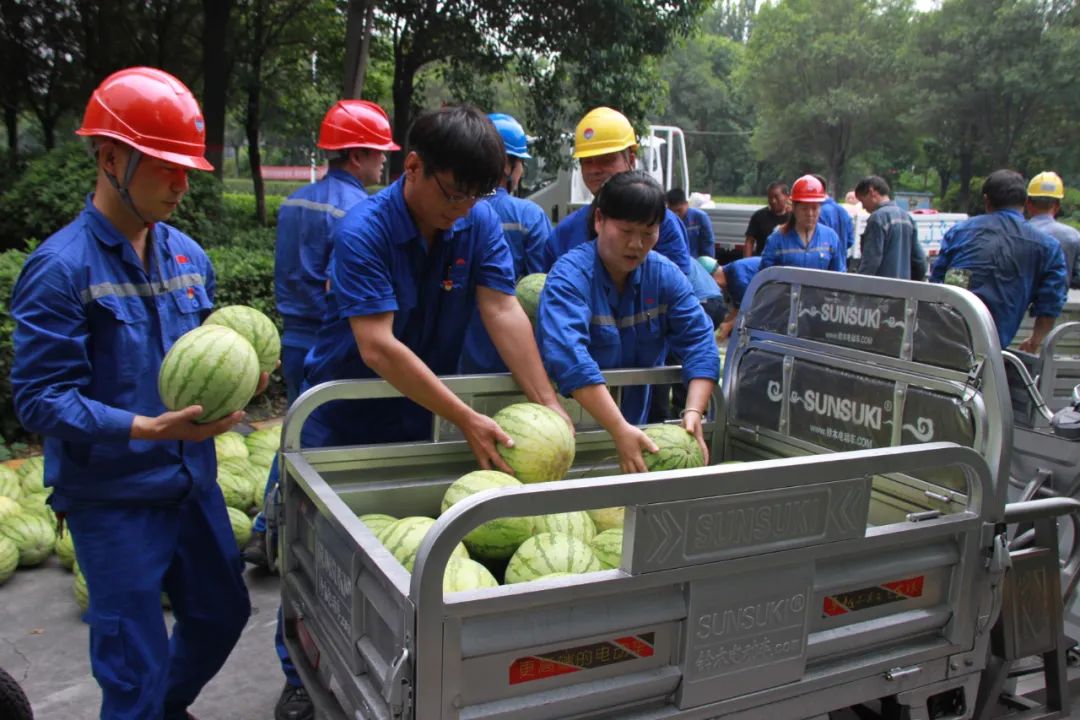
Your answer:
(216, 466), (251, 510)
(249, 450), (275, 474)
(443, 557), (499, 593)
(0, 512), (55, 566)
(0, 496), (20, 525)
(590, 528), (623, 569)
(18, 457), (45, 495)
(18, 492), (55, 525)
(504, 532), (603, 584)
(492, 403), (575, 483)
(158, 325), (260, 423)
(215, 432), (249, 461)
(441, 471), (533, 559)
(73, 563), (88, 612)
(0, 536), (17, 584)
(376, 517), (468, 572)
(515, 273), (547, 321)
(533, 511), (596, 544)
(227, 506), (253, 548)
(218, 458), (265, 510)
(359, 514), (397, 536)
(204, 305), (281, 375)
(587, 506), (624, 532)
(55, 530), (76, 570)
(0, 465), (21, 500)
(246, 425), (281, 455)
(643, 424), (705, 471)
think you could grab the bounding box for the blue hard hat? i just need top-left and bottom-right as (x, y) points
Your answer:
(488, 113), (531, 159)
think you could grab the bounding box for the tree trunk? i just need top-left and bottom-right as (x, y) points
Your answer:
(41, 116), (56, 150)
(389, 57), (416, 179)
(957, 143), (974, 215)
(246, 82), (266, 225)
(202, 0), (232, 178)
(3, 104), (16, 164)
(936, 168), (950, 202)
(343, 0), (375, 99)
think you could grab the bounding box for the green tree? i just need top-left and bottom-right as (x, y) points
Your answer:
(740, 0), (913, 193)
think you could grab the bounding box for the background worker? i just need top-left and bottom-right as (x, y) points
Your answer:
(667, 187), (716, 258)
(459, 112), (551, 373)
(813, 173), (855, 256)
(10, 66), (267, 720)
(760, 175), (846, 272)
(538, 171), (719, 472)
(546, 107), (693, 275)
(246, 99), (399, 570)
(932, 169), (1067, 352)
(743, 181), (790, 257)
(854, 174), (927, 280)
(1026, 171), (1080, 289)
(698, 255), (762, 341)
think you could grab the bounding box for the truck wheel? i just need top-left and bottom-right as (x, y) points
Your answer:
(0, 665), (33, 720)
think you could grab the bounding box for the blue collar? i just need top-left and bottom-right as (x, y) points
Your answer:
(386, 177), (425, 247)
(83, 194), (133, 249)
(326, 167), (366, 192)
(995, 208), (1024, 220)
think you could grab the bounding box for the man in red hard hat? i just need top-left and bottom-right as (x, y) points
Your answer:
(9, 67), (267, 720)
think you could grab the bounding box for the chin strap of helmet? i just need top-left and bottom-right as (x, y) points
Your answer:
(103, 147), (152, 227)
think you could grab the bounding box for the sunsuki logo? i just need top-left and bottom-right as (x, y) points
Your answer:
(799, 303), (905, 331)
(792, 390), (885, 430)
(767, 380), (783, 402)
(902, 418), (935, 441)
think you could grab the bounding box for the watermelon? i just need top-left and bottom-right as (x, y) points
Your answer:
(0, 512), (56, 566)
(515, 273), (547, 321)
(533, 511), (596, 544)
(246, 426), (281, 455)
(203, 305), (281, 375)
(215, 432), (249, 461)
(587, 507), (624, 532)
(504, 532), (603, 584)
(590, 528), (623, 569)
(358, 513), (397, 536)
(0, 496), (21, 526)
(643, 424), (705, 471)
(0, 465), (21, 500)
(376, 517), (468, 572)
(18, 492), (55, 525)
(17, 457), (45, 495)
(216, 465), (252, 510)
(218, 458), (265, 510)
(73, 563), (88, 612)
(492, 403), (575, 483)
(158, 324), (260, 423)
(441, 471), (533, 559)
(0, 536), (18, 584)
(227, 506), (253, 548)
(443, 557), (499, 593)
(55, 530), (76, 570)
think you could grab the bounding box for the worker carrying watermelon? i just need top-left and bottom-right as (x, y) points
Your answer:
(538, 170), (719, 473)
(9, 67), (269, 720)
(265, 105), (572, 720)
(546, 106), (694, 276)
(458, 112), (552, 373)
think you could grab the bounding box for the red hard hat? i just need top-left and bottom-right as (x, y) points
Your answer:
(317, 100), (400, 152)
(76, 66), (212, 171)
(790, 175), (827, 203)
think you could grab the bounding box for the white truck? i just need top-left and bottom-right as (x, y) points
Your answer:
(270, 268), (1080, 719)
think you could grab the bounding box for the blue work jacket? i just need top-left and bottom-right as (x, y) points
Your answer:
(275, 168), (369, 349)
(819, 196), (855, 251)
(687, 258), (723, 302)
(537, 242), (719, 425)
(303, 178), (516, 445)
(546, 206), (693, 276)
(930, 209), (1067, 347)
(723, 257), (762, 308)
(760, 224), (846, 272)
(460, 188), (551, 373)
(683, 207), (716, 258)
(11, 197), (216, 510)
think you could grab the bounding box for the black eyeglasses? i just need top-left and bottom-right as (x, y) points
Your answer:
(431, 172), (494, 206)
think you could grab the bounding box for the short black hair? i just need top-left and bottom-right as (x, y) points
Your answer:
(1028, 196), (1059, 211)
(407, 105), (504, 196)
(588, 170), (666, 238)
(812, 173), (828, 191)
(982, 169), (1027, 210)
(854, 175), (890, 196)
(766, 181), (790, 195)
(666, 187), (688, 206)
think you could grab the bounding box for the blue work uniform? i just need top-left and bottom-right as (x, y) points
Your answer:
(10, 198), (249, 720)
(819, 196), (855, 252)
(275, 168), (369, 402)
(722, 257), (762, 308)
(930, 209), (1067, 347)
(460, 188), (551, 373)
(1029, 213), (1080, 289)
(538, 242), (719, 424)
(760, 223), (847, 272)
(546, 206), (693, 276)
(683, 206), (716, 258)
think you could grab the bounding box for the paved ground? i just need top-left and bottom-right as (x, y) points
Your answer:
(0, 557), (284, 720)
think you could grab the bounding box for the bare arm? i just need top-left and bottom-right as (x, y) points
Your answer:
(571, 384), (658, 474)
(680, 378), (715, 463)
(743, 236), (755, 258)
(1018, 316), (1056, 354)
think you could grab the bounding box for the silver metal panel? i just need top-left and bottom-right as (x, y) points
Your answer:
(625, 477), (869, 573)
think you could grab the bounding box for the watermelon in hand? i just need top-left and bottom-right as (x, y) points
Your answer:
(158, 325), (260, 423)
(203, 305), (281, 374)
(492, 403), (575, 483)
(642, 424), (705, 471)
(515, 274), (547, 321)
(441, 471), (533, 560)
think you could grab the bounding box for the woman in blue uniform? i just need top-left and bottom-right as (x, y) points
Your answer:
(538, 171), (720, 473)
(760, 174), (846, 272)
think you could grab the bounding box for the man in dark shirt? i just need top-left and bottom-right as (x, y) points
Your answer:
(744, 181), (790, 257)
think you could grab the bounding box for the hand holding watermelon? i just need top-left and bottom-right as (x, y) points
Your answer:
(131, 405), (245, 442)
(612, 422), (659, 475)
(456, 409), (516, 475)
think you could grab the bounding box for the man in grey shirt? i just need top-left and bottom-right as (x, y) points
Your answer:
(855, 175), (927, 280)
(1026, 171), (1080, 289)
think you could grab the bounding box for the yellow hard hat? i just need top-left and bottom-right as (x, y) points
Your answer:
(1028, 171), (1065, 200)
(573, 107), (638, 159)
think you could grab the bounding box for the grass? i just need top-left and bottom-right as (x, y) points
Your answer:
(707, 195), (761, 205)
(222, 178), (309, 196)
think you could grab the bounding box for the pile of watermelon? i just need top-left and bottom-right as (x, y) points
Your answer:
(357, 402), (709, 594)
(0, 460), (57, 587)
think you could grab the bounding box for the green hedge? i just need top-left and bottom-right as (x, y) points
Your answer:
(222, 178), (308, 196)
(222, 193), (283, 231)
(0, 246), (30, 443)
